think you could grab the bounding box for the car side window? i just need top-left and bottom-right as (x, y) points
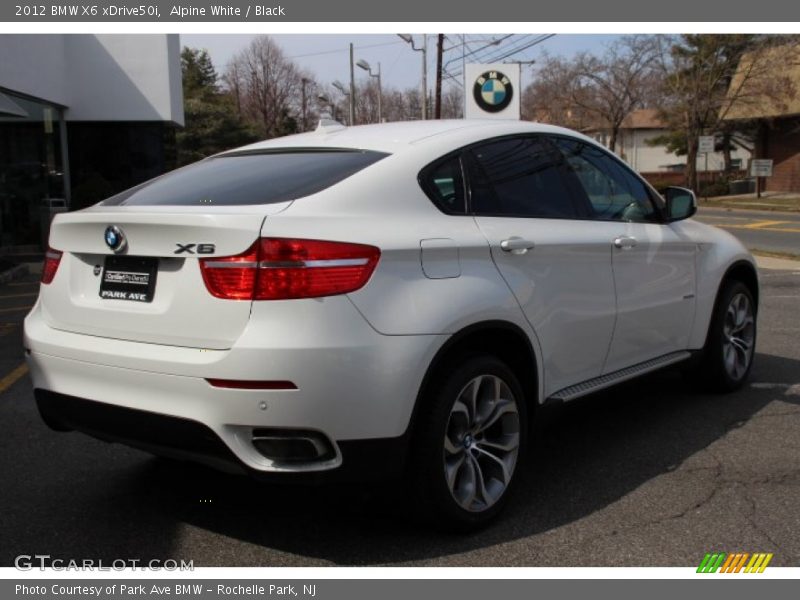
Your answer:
(554, 137), (659, 223)
(419, 154), (467, 214)
(467, 136), (579, 219)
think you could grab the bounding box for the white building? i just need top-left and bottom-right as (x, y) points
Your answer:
(590, 109), (752, 173)
(0, 34), (183, 249)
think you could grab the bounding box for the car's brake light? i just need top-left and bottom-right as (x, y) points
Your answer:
(200, 238), (380, 300)
(41, 247), (63, 284)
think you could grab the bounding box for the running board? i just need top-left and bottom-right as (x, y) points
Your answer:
(548, 351), (692, 402)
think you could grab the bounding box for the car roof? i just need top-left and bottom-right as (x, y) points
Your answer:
(220, 119), (602, 156)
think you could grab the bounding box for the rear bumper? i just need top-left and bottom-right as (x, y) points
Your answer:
(35, 390), (409, 483)
(24, 298), (446, 477)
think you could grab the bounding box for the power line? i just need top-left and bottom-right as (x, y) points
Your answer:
(441, 34), (528, 87)
(288, 40), (404, 60)
(444, 34), (555, 81)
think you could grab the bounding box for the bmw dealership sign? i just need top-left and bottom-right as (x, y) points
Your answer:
(465, 63), (521, 119)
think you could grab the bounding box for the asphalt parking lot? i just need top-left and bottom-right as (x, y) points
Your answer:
(0, 225), (798, 567)
(696, 206), (800, 256)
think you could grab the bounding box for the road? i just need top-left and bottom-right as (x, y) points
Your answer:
(696, 206), (800, 256)
(0, 265), (798, 567)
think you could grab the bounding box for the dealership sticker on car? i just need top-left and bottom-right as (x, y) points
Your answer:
(99, 256), (158, 302)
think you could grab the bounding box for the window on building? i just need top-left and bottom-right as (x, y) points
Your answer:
(0, 90), (66, 248)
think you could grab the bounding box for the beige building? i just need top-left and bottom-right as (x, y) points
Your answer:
(589, 109), (752, 174)
(724, 43), (800, 192)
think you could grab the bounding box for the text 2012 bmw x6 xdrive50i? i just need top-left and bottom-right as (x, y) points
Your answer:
(25, 120), (758, 528)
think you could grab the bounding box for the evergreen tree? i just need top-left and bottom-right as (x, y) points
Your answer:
(177, 47), (258, 166)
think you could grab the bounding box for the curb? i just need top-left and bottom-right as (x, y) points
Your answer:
(701, 203), (800, 214)
(0, 263), (30, 286)
(754, 255), (800, 271)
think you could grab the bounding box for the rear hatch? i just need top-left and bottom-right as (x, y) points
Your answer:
(43, 206), (280, 349)
(39, 148), (388, 349)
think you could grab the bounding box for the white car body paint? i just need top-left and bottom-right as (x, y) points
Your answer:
(24, 119), (756, 476)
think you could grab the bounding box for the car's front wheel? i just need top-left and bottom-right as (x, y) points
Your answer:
(410, 355), (527, 530)
(697, 280), (757, 392)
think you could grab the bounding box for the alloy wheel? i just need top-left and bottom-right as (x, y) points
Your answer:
(722, 292), (755, 381)
(443, 374), (521, 513)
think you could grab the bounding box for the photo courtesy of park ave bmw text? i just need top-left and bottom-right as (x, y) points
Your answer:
(0, 0), (799, 596)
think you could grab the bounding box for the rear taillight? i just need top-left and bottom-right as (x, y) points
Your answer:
(200, 238), (380, 300)
(41, 247), (62, 284)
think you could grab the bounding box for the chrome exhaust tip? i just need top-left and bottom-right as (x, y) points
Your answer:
(251, 428), (336, 463)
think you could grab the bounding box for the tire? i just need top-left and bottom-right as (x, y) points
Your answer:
(409, 355), (528, 531)
(696, 280), (757, 393)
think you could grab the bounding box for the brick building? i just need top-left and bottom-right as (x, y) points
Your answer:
(724, 43), (800, 193)
(758, 118), (800, 192)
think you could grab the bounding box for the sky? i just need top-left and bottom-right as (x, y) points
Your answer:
(180, 34), (622, 92)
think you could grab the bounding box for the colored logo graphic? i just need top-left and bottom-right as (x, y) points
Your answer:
(697, 552), (773, 573)
(473, 71), (513, 113)
(104, 225), (127, 253)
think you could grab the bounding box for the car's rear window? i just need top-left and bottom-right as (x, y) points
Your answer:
(101, 149), (388, 206)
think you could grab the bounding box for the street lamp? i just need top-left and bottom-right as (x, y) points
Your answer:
(317, 93), (338, 122)
(331, 81), (351, 125)
(357, 59), (382, 123)
(398, 34), (427, 119)
(504, 60), (536, 119)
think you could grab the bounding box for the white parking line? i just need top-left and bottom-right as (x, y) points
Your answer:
(751, 382), (800, 396)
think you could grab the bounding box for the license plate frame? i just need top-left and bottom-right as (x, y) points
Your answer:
(99, 256), (158, 303)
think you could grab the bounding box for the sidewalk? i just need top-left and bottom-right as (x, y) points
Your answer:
(755, 255), (800, 270)
(702, 192), (800, 213)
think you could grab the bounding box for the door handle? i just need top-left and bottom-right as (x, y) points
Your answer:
(613, 236), (637, 249)
(500, 237), (535, 255)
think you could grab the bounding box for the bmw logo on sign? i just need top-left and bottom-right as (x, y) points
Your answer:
(104, 225), (127, 253)
(473, 71), (514, 113)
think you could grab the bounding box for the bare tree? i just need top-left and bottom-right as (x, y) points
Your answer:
(569, 36), (661, 153)
(522, 53), (594, 130)
(653, 34), (800, 191)
(440, 87), (464, 119)
(381, 89), (408, 122)
(521, 37), (660, 147)
(223, 36), (315, 139)
(354, 79), (381, 124)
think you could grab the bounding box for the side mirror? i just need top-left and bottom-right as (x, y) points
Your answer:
(664, 186), (697, 222)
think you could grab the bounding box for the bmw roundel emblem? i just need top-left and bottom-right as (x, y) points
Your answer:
(473, 70), (514, 113)
(104, 225), (126, 253)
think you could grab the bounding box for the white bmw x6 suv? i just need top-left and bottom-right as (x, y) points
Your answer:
(25, 120), (758, 528)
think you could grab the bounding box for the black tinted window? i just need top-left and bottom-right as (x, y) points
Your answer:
(101, 150), (388, 206)
(554, 138), (658, 223)
(420, 155), (466, 214)
(468, 137), (577, 218)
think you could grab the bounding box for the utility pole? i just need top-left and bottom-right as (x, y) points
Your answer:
(435, 34), (444, 119)
(421, 34), (428, 120)
(399, 35), (428, 120)
(349, 43), (356, 126)
(376, 62), (382, 123)
(357, 59), (382, 123)
(332, 81), (351, 125)
(301, 77), (309, 131)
